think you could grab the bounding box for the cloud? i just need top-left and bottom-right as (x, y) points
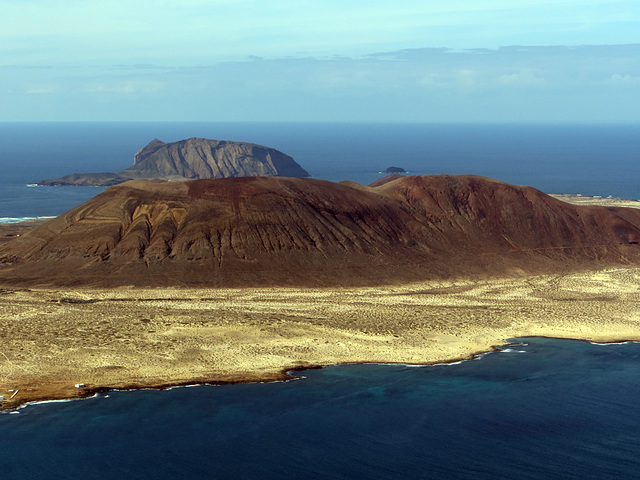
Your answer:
(1, 44), (639, 122)
(81, 81), (166, 95)
(2, 0), (640, 67)
(610, 73), (640, 84)
(25, 84), (60, 94)
(498, 70), (547, 87)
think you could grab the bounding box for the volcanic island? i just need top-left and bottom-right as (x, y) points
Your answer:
(2, 140), (640, 409)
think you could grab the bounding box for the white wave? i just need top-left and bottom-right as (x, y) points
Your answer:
(590, 340), (639, 346)
(15, 393), (102, 411)
(164, 383), (209, 391)
(0, 216), (55, 225)
(434, 360), (466, 366)
(473, 352), (493, 360)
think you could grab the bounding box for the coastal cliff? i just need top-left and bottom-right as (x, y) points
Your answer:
(38, 138), (309, 186)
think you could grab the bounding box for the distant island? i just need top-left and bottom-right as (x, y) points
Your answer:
(381, 166), (406, 174)
(38, 138), (310, 186)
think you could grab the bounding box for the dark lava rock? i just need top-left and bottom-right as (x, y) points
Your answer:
(382, 166), (406, 174)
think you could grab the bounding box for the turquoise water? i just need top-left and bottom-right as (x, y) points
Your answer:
(1, 338), (640, 479)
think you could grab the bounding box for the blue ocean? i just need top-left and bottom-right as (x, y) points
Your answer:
(1, 123), (640, 478)
(1, 122), (640, 219)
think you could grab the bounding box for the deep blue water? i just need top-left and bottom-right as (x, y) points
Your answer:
(2, 338), (640, 479)
(1, 123), (640, 478)
(1, 122), (639, 218)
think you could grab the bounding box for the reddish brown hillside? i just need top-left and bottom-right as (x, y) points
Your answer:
(1, 175), (640, 287)
(376, 175), (640, 271)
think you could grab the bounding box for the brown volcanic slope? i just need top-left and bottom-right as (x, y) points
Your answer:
(2, 175), (640, 287)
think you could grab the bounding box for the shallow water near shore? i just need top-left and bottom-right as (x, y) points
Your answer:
(2, 338), (640, 479)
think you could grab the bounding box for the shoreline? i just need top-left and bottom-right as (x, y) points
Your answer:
(0, 346), (527, 412)
(2, 193), (640, 410)
(3, 267), (640, 410)
(5, 335), (640, 412)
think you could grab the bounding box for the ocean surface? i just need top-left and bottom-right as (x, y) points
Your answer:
(1, 122), (639, 219)
(2, 339), (640, 479)
(1, 123), (640, 478)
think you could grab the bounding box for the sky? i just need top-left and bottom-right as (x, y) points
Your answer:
(1, 0), (639, 123)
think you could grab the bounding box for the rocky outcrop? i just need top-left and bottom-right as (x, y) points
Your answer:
(38, 172), (132, 187)
(3, 175), (640, 287)
(38, 138), (309, 186)
(382, 166), (406, 174)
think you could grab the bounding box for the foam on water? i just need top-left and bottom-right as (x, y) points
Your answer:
(0, 216), (55, 224)
(10, 393), (103, 413)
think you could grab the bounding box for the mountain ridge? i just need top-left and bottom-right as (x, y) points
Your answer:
(4, 174), (640, 287)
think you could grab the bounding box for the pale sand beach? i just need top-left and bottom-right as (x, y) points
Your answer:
(1, 194), (640, 409)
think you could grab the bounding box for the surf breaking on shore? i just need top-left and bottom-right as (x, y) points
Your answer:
(0, 216), (55, 225)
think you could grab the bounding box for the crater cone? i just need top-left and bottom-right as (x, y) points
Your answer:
(2, 175), (640, 287)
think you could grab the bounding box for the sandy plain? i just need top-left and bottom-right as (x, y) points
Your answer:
(1, 194), (640, 410)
